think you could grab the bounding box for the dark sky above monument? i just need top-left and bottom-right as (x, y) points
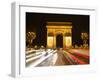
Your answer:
(26, 12), (89, 47)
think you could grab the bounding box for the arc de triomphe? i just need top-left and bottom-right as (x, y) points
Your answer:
(46, 22), (72, 48)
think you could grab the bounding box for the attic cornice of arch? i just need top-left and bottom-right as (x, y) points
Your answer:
(47, 26), (72, 29)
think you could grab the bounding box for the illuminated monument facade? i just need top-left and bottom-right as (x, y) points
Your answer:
(47, 22), (72, 48)
(26, 13), (90, 67)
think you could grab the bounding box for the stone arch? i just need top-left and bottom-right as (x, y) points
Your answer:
(46, 22), (72, 48)
(56, 33), (63, 48)
(48, 32), (54, 36)
(64, 32), (71, 36)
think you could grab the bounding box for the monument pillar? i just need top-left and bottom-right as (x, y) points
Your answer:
(54, 34), (56, 48)
(63, 35), (66, 48)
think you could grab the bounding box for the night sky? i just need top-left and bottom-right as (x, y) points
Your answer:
(26, 12), (89, 47)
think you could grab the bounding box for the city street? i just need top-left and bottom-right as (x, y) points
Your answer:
(26, 48), (89, 67)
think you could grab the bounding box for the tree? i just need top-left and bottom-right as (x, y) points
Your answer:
(26, 32), (36, 48)
(81, 32), (89, 45)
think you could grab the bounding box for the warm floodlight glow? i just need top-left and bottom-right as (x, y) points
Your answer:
(47, 22), (72, 48)
(47, 37), (54, 48)
(65, 37), (72, 47)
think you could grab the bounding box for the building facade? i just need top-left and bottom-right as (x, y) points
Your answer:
(46, 22), (72, 48)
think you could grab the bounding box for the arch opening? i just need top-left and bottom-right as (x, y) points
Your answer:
(56, 34), (63, 48)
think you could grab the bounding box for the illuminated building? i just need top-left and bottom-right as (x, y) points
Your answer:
(47, 22), (72, 48)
